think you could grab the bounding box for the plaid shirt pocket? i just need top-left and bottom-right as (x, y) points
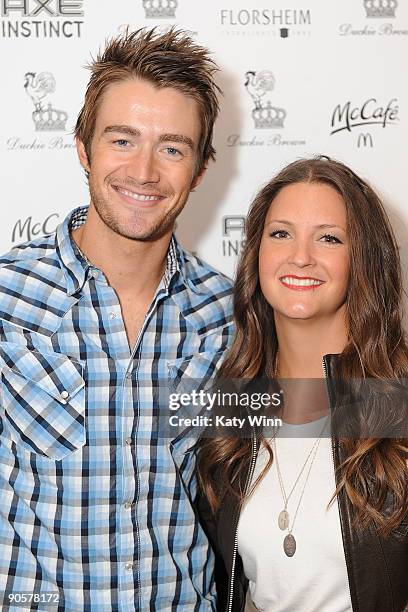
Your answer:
(0, 344), (85, 460)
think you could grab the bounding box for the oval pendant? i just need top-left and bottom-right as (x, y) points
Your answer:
(278, 509), (289, 530)
(283, 533), (296, 557)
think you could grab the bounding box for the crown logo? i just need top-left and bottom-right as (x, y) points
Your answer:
(364, 0), (397, 18)
(252, 102), (286, 129)
(24, 71), (68, 132)
(32, 104), (68, 131)
(244, 70), (286, 129)
(143, 0), (177, 19)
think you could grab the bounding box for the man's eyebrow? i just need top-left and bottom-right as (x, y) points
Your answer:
(102, 126), (195, 150)
(103, 125), (141, 137)
(158, 134), (195, 150)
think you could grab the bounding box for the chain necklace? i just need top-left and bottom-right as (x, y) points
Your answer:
(272, 418), (328, 557)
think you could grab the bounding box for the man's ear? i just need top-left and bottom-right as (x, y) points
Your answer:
(191, 163), (208, 191)
(76, 137), (90, 173)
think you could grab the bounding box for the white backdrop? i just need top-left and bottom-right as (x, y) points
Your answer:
(1, 0), (407, 280)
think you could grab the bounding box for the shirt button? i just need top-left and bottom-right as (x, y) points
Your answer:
(125, 437), (132, 446)
(124, 562), (134, 571)
(109, 312), (117, 320)
(124, 501), (133, 510)
(60, 391), (69, 404)
(91, 269), (99, 279)
(125, 371), (132, 379)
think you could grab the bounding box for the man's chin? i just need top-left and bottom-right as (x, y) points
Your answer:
(111, 221), (174, 243)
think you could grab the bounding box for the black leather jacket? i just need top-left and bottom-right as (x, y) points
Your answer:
(196, 355), (408, 612)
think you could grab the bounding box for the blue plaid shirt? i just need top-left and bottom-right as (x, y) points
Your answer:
(0, 206), (233, 611)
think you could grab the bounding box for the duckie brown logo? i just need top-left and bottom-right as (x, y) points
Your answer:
(4, 70), (76, 152)
(330, 97), (399, 147)
(226, 69), (306, 149)
(339, 0), (407, 37)
(0, 0), (84, 39)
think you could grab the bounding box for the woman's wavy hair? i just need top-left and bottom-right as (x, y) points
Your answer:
(198, 156), (408, 536)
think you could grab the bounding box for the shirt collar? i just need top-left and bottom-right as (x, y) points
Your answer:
(56, 205), (198, 296)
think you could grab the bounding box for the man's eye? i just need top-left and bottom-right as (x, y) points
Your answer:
(320, 234), (342, 244)
(114, 139), (130, 147)
(270, 230), (289, 239)
(165, 147), (181, 156)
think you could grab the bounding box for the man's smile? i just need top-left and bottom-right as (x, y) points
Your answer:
(112, 184), (164, 202)
(111, 184), (165, 207)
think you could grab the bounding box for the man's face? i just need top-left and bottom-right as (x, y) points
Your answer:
(76, 78), (205, 241)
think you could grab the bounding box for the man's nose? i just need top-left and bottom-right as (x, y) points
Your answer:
(128, 147), (160, 184)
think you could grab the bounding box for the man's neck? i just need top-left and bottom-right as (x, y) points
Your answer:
(70, 205), (174, 350)
(71, 206), (171, 296)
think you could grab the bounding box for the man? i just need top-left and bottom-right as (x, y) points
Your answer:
(0, 29), (233, 611)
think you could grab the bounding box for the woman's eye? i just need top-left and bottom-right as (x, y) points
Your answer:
(320, 234), (342, 244)
(270, 230), (289, 239)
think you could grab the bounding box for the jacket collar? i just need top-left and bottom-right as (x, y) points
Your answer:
(322, 353), (339, 379)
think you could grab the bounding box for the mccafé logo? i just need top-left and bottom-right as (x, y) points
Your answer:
(330, 98), (399, 135)
(1, 0), (84, 38)
(12, 213), (59, 243)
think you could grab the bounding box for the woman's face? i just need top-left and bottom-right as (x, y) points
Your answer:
(259, 181), (349, 324)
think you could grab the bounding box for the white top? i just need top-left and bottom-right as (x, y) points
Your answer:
(237, 418), (352, 612)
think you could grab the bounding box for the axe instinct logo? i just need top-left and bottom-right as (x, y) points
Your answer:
(1, 0), (84, 38)
(222, 216), (246, 257)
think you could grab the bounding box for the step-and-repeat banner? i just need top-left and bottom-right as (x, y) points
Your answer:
(1, 0), (407, 279)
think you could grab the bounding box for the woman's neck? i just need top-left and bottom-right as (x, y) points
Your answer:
(272, 312), (348, 424)
(275, 311), (348, 379)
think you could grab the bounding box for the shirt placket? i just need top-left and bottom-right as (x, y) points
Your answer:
(118, 285), (169, 611)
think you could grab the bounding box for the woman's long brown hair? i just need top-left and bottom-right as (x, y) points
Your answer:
(197, 156), (408, 536)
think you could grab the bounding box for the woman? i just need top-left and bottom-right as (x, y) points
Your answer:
(197, 157), (408, 612)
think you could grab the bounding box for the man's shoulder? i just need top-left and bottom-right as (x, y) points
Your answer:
(0, 233), (66, 298)
(0, 234), (78, 336)
(172, 247), (234, 337)
(0, 233), (58, 269)
(181, 248), (233, 297)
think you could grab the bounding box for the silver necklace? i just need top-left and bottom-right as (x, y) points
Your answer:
(272, 418), (328, 557)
